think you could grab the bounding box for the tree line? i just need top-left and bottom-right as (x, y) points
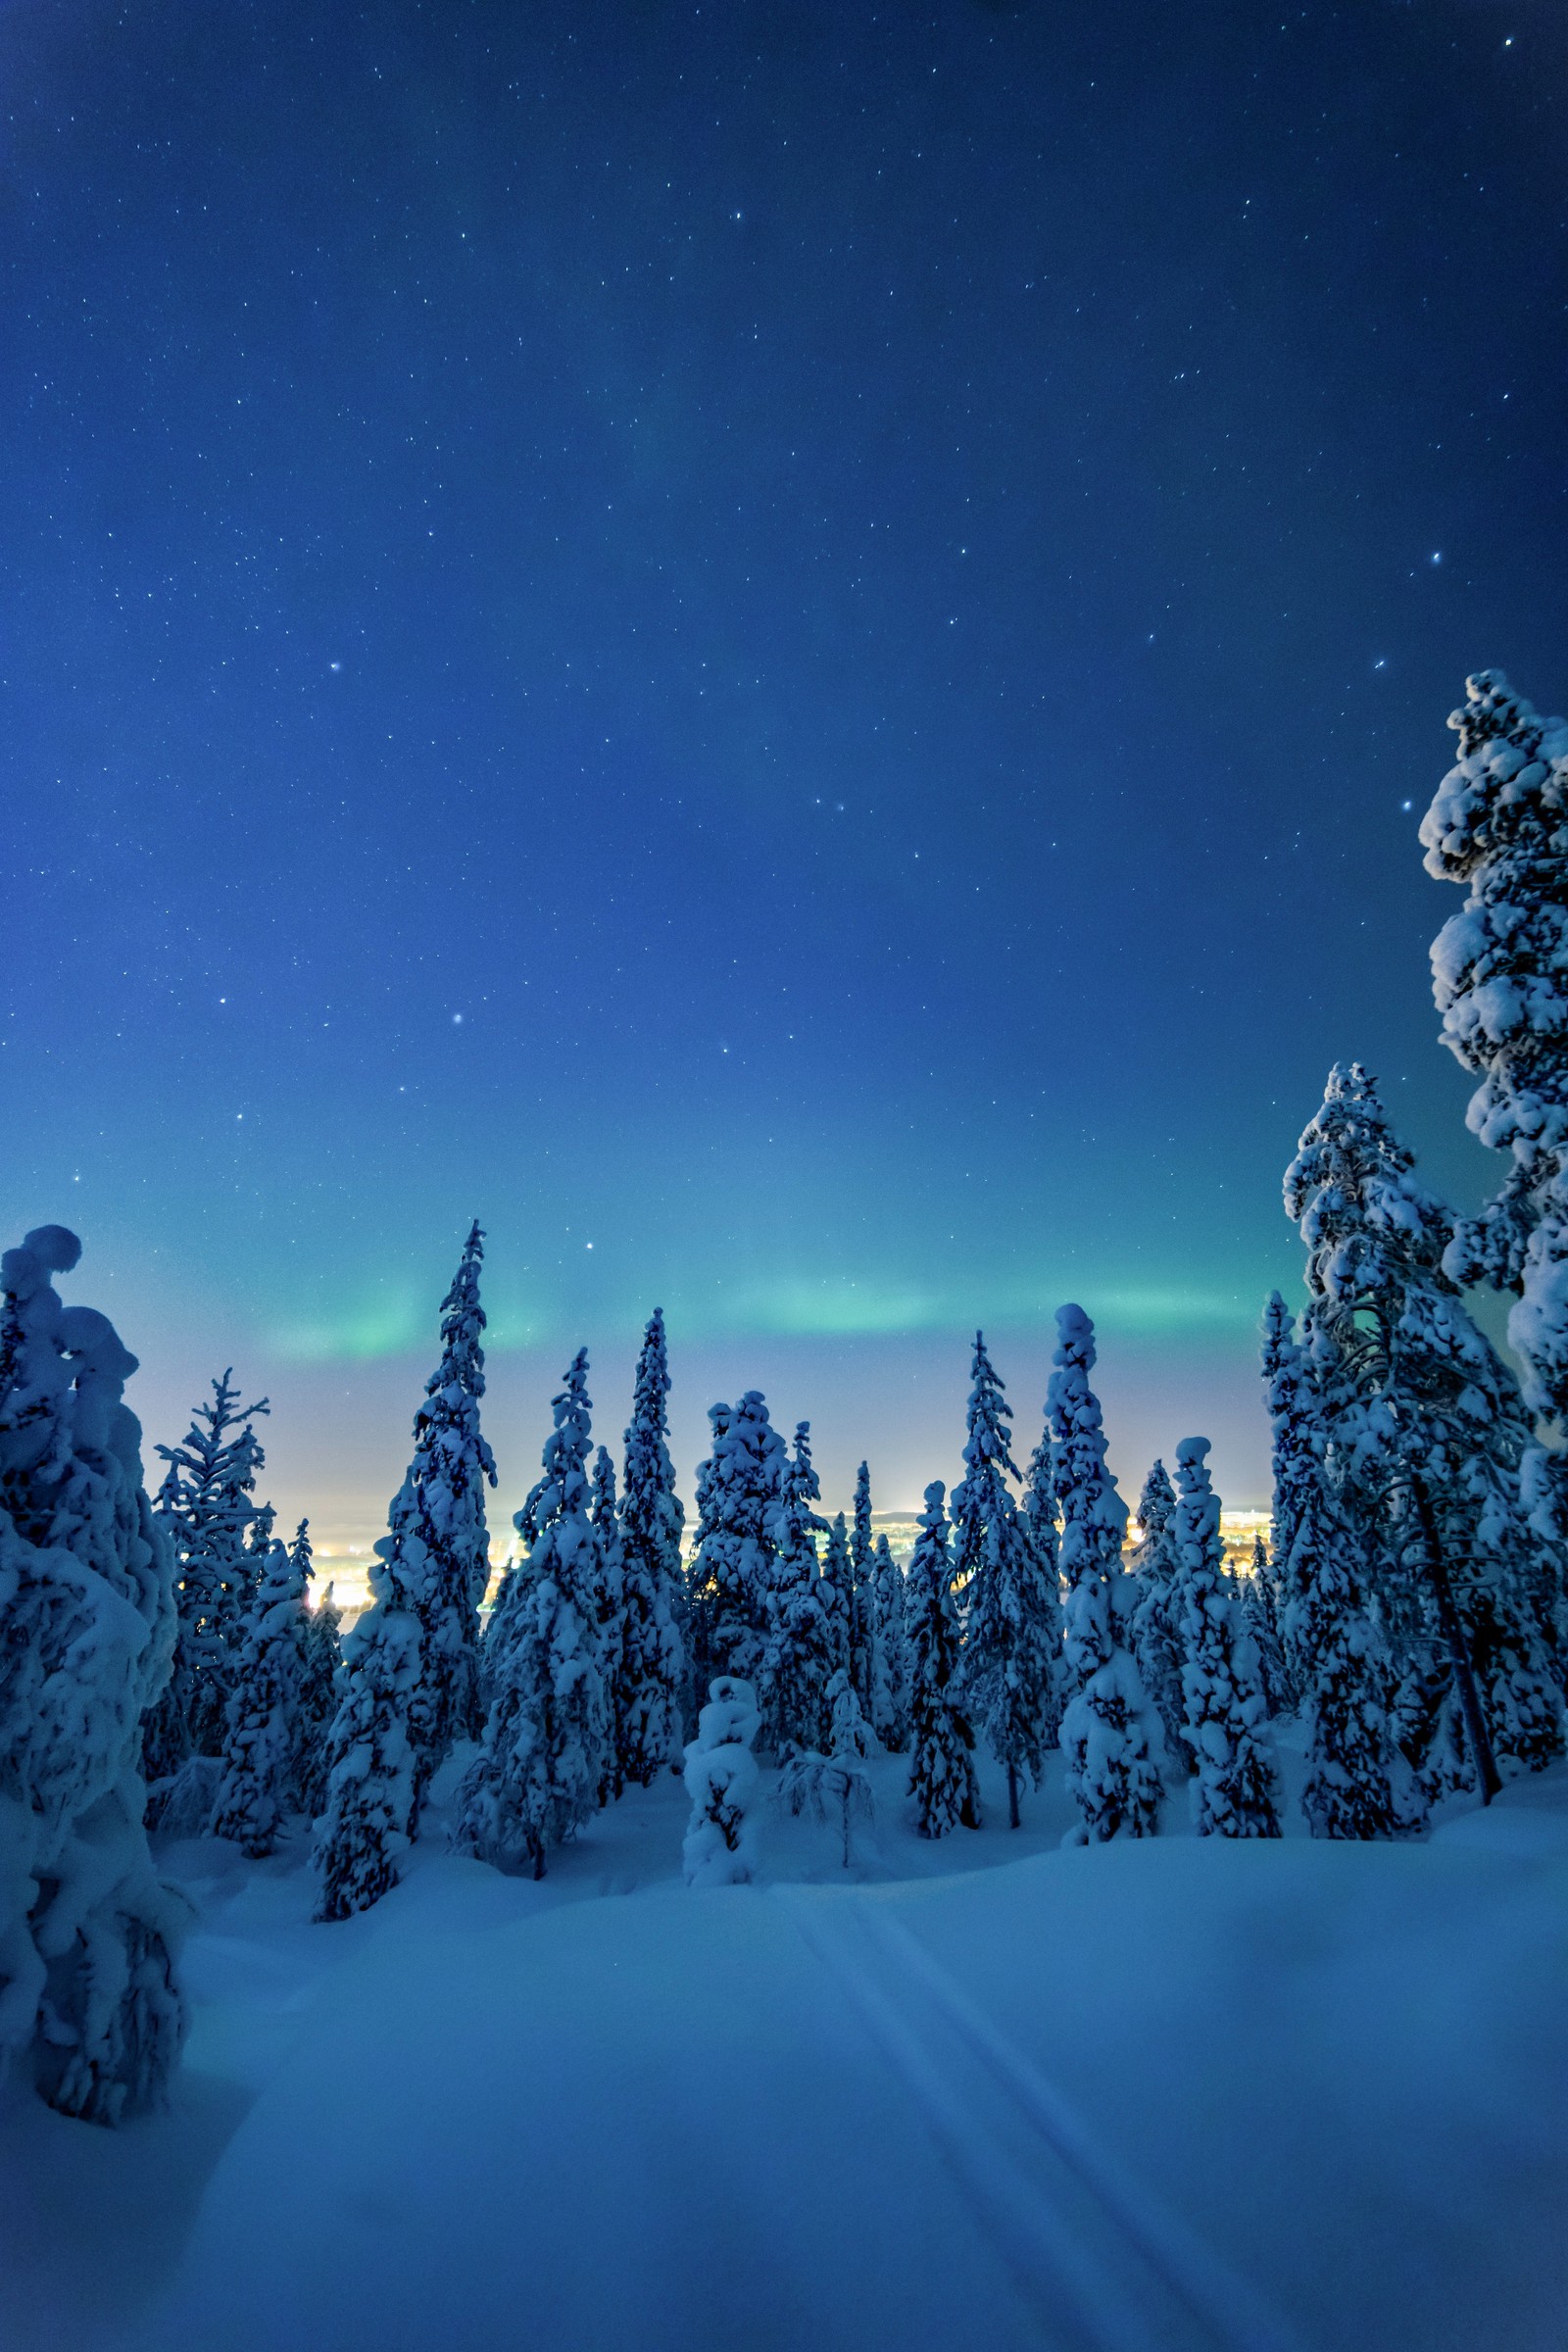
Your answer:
(1, 667), (1565, 2128)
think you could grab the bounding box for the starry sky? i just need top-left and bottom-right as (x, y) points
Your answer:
(4, 0), (1565, 1567)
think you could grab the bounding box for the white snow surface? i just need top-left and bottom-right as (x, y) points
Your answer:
(2, 1747), (1566, 2352)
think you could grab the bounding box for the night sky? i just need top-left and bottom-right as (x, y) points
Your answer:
(4, 1), (1565, 1568)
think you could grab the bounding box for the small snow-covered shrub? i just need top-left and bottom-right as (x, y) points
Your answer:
(682, 1676), (760, 1886)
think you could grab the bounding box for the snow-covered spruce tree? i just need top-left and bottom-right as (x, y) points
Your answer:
(376, 1223), (498, 1825)
(682, 1675), (761, 1886)
(454, 1351), (607, 1879)
(1050, 1307), (1163, 1842)
(140, 1460), (193, 1786)
(778, 1667), (876, 1870)
(211, 1536), (308, 1857)
(1286, 1062), (1563, 1785)
(1419, 671), (1568, 1420)
(689, 1390), (785, 1683)
(1262, 1292), (1418, 1835)
(1242, 1535), (1291, 1718)
(846, 1460), (875, 1719)
(148, 1372), (270, 1766)
(904, 1483), (980, 1838)
(1020, 1414), (1067, 1751)
(616, 1308), (687, 1779)
(0, 1225), (190, 2122)
(291, 1558), (342, 1821)
(245, 1499), (275, 1581)
(953, 1334), (1060, 1829)
(869, 1532), (910, 1751)
(1128, 1460), (1187, 1767)
(684, 1401), (730, 1705)
(1171, 1439), (1280, 1838)
(589, 1446), (627, 1805)
(760, 1423), (832, 1753)
(312, 1549), (423, 1921)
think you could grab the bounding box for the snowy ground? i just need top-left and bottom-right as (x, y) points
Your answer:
(3, 1744), (1566, 2352)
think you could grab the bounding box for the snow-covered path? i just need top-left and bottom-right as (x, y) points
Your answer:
(3, 1754), (1567, 2352)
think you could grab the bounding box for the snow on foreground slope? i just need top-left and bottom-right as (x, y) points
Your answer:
(4, 1756), (1567, 2352)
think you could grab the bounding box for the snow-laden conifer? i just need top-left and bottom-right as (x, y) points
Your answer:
(211, 1535), (307, 1857)
(954, 1334), (1060, 1828)
(312, 1552), (422, 1920)
(904, 1483), (980, 1838)
(245, 1499), (275, 1581)
(1172, 1438), (1280, 1838)
(761, 1423), (832, 1752)
(1050, 1307), (1163, 1842)
(847, 1460), (875, 1718)
(869, 1530), (910, 1751)
(682, 1675), (760, 1886)
(1020, 1415), (1066, 1751)
(292, 1553), (342, 1821)
(454, 1351), (607, 1878)
(150, 1372), (269, 1763)
(375, 1224), (497, 1822)
(1286, 1063), (1563, 1785)
(616, 1308), (687, 1779)
(1420, 671), (1568, 1420)
(778, 1667), (875, 1870)
(0, 1226), (191, 2123)
(685, 1401), (730, 1702)
(1263, 1291), (1417, 1835)
(1128, 1460), (1187, 1766)
(589, 1446), (626, 1804)
(689, 1390), (784, 1683)
(1242, 1535), (1291, 1718)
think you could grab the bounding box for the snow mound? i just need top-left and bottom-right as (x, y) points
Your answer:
(137, 1817), (1568, 2352)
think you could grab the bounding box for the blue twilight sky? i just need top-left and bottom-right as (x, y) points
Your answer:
(3, 0), (1566, 1556)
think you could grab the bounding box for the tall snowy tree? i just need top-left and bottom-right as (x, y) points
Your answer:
(1050, 1306), (1163, 1842)
(454, 1350), (607, 1878)
(0, 1225), (190, 2122)
(688, 1391), (784, 1684)
(953, 1334), (1059, 1828)
(1420, 670), (1568, 1422)
(904, 1483), (980, 1838)
(291, 1551), (342, 1822)
(869, 1531), (910, 1751)
(313, 1550), (422, 1921)
(1020, 1414), (1066, 1750)
(761, 1423), (833, 1752)
(1263, 1290), (1412, 1835)
(589, 1446), (627, 1804)
(685, 1401), (730, 1703)
(211, 1535), (308, 1857)
(147, 1372), (269, 1766)
(375, 1223), (498, 1825)
(846, 1460), (875, 1718)
(1285, 1062), (1563, 1788)
(1172, 1439), (1280, 1839)
(616, 1308), (687, 1780)
(1128, 1460), (1187, 1766)
(1242, 1534), (1291, 1718)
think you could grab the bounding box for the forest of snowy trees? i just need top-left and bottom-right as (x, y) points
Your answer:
(4, 669), (1568, 2126)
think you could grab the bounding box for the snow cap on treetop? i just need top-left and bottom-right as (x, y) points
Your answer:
(1175, 1436), (1211, 1473)
(2, 1223), (83, 1301)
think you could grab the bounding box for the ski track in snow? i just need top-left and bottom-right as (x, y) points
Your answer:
(774, 1885), (1304, 2352)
